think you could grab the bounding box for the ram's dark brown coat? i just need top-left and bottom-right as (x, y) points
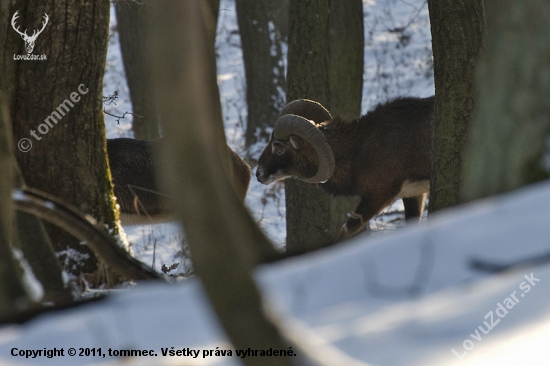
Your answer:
(257, 96), (434, 239)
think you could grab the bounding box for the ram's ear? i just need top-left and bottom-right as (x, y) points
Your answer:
(289, 135), (304, 150)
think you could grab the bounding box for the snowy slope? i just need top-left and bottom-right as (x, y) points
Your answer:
(1, 179), (549, 365)
(258, 180), (550, 365)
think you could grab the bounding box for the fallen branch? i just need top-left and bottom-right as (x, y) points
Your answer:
(13, 187), (167, 282)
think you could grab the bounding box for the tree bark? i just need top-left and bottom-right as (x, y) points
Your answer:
(0, 30), (32, 316)
(285, 0), (332, 250)
(461, 0), (550, 201)
(2, 1), (124, 281)
(0, 3), (72, 309)
(427, 0), (486, 212)
(285, 0), (364, 249)
(146, 1), (290, 364)
(237, 0), (286, 148)
(115, 0), (160, 140)
(328, 0), (364, 236)
(0, 180), (30, 319)
(329, 0), (364, 121)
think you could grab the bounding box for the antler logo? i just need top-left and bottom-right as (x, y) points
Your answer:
(11, 11), (49, 54)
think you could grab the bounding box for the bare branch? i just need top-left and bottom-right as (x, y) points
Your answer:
(13, 187), (166, 282)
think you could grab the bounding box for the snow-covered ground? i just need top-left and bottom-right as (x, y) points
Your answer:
(2, 177), (550, 365)
(4, 1), (549, 365)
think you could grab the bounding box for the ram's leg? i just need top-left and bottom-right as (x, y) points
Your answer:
(402, 194), (426, 222)
(337, 195), (392, 241)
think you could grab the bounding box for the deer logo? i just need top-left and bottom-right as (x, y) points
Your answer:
(11, 11), (49, 54)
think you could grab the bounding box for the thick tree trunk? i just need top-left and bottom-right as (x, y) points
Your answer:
(329, 0), (363, 121)
(115, 0), (160, 140)
(427, 0), (486, 212)
(285, 0), (364, 249)
(328, 0), (364, 236)
(461, 0), (550, 201)
(236, 0), (286, 148)
(205, 0), (220, 45)
(2, 1), (123, 280)
(0, 2), (71, 312)
(116, 0), (221, 140)
(285, 0), (333, 249)
(146, 1), (290, 364)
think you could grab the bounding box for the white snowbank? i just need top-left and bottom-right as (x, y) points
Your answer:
(1, 181), (549, 365)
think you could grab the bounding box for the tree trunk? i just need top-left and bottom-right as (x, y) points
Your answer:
(115, 0), (160, 140)
(2, 1), (124, 281)
(236, 0), (286, 149)
(146, 1), (290, 364)
(427, 0), (486, 212)
(285, 0), (332, 250)
(461, 0), (550, 201)
(328, 0), (364, 236)
(285, 0), (364, 249)
(116, 0), (221, 140)
(0, 39), (32, 317)
(329, 0), (363, 121)
(0, 176), (30, 320)
(205, 0), (220, 45)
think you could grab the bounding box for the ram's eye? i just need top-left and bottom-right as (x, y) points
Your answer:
(272, 141), (285, 154)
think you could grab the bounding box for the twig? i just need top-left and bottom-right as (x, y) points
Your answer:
(103, 107), (142, 125)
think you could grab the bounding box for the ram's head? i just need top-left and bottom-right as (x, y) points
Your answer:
(256, 100), (335, 185)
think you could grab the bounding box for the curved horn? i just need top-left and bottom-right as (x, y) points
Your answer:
(273, 115), (335, 183)
(280, 99), (332, 123)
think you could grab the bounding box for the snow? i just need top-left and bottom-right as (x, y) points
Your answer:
(4, 0), (549, 365)
(2, 180), (550, 365)
(12, 249), (44, 303)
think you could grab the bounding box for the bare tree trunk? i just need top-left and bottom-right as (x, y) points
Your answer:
(2, 1), (124, 282)
(236, 0), (286, 148)
(115, 0), (160, 140)
(0, 47), (32, 318)
(427, 0), (486, 212)
(0, 1), (72, 311)
(285, 0), (333, 250)
(146, 1), (290, 364)
(0, 151), (30, 318)
(206, 0), (221, 31)
(285, 0), (364, 249)
(329, 0), (363, 121)
(327, 0), (364, 236)
(461, 0), (550, 201)
(116, 0), (221, 140)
